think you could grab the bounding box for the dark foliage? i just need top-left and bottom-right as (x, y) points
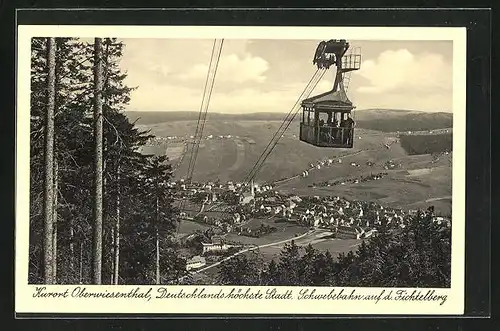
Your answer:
(399, 133), (453, 155)
(217, 211), (451, 287)
(29, 37), (186, 285)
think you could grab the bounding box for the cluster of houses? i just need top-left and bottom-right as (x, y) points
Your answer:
(185, 241), (244, 271)
(398, 129), (451, 136)
(146, 136), (183, 146)
(383, 160), (401, 170)
(178, 177), (451, 242)
(299, 160), (377, 179)
(310, 172), (389, 188)
(180, 179), (451, 271)
(174, 173), (452, 264)
(238, 192), (450, 240)
(146, 132), (245, 150)
(186, 255), (206, 271)
(186, 134), (245, 143)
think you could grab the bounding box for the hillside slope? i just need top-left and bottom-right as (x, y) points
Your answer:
(352, 109), (452, 132)
(131, 113), (452, 215)
(136, 120), (402, 183)
(126, 109), (453, 133)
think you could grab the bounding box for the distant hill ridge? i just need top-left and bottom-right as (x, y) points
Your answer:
(125, 109), (452, 133)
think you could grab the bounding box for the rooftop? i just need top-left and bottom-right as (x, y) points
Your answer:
(301, 86), (354, 110)
(187, 255), (206, 264)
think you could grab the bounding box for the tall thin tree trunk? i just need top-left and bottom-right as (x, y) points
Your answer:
(155, 196), (160, 285)
(110, 227), (114, 284)
(52, 158), (58, 283)
(103, 38), (111, 285)
(79, 242), (83, 284)
(92, 37), (104, 285)
(103, 168), (108, 284)
(69, 218), (74, 274)
(113, 163), (121, 285)
(156, 228), (160, 285)
(43, 37), (56, 284)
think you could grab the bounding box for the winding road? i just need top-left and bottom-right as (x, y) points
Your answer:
(425, 196), (452, 203)
(180, 229), (316, 280)
(407, 195), (453, 207)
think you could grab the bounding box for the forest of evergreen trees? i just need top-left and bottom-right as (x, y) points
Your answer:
(29, 37), (187, 285)
(217, 211), (451, 288)
(29, 37), (451, 288)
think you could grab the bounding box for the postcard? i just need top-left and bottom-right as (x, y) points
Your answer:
(15, 24), (466, 315)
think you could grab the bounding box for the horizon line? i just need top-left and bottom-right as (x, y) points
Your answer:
(124, 108), (453, 114)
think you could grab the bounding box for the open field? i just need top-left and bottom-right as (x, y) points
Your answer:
(224, 218), (309, 247)
(177, 220), (211, 236)
(255, 229), (362, 262)
(138, 142), (185, 160)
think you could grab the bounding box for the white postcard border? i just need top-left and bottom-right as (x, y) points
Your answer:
(15, 25), (466, 315)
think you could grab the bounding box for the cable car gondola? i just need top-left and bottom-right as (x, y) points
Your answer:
(300, 39), (361, 148)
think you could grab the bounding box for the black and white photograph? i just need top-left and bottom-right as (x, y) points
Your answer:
(16, 25), (466, 315)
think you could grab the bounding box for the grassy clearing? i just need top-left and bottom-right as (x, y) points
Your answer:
(177, 220), (211, 236)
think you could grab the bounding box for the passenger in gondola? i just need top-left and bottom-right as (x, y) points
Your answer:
(340, 113), (355, 145)
(326, 116), (338, 144)
(330, 117), (338, 127)
(318, 119), (329, 143)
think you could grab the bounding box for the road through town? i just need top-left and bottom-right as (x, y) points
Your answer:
(180, 229), (316, 280)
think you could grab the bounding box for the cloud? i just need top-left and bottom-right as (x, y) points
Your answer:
(120, 39), (453, 114)
(356, 49), (452, 94)
(177, 53), (269, 84)
(315, 79), (334, 93)
(127, 80), (307, 113)
(353, 91), (452, 112)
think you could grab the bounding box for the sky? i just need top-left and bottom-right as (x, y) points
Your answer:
(119, 39), (453, 113)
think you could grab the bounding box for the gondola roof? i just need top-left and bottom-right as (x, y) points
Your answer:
(301, 86), (354, 110)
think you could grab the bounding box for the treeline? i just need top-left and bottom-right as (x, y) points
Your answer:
(399, 133), (453, 155)
(353, 110), (453, 133)
(217, 211), (451, 287)
(29, 37), (186, 285)
(125, 111), (294, 124)
(126, 110), (453, 134)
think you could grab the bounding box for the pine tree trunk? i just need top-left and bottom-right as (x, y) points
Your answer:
(110, 227), (114, 284)
(103, 38), (112, 285)
(43, 37), (56, 284)
(155, 196), (160, 285)
(156, 228), (160, 285)
(53, 42), (61, 284)
(79, 242), (83, 284)
(52, 158), (58, 283)
(113, 164), (121, 285)
(69, 217), (74, 274)
(92, 37), (104, 285)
